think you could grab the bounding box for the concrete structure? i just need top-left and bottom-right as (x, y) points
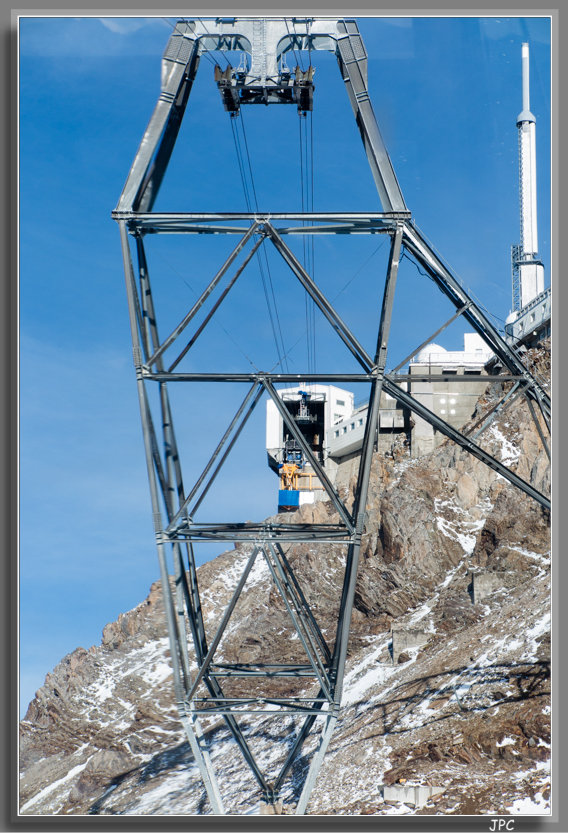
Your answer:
(326, 390), (407, 460)
(265, 334), (498, 497)
(408, 333), (493, 457)
(383, 784), (445, 808)
(391, 627), (430, 664)
(505, 286), (550, 346)
(471, 571), (504, 605)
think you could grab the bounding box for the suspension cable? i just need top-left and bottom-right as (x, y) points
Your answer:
(229, 108), (290, 374)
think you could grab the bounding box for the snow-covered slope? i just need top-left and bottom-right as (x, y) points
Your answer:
(19, 343), (551, 816)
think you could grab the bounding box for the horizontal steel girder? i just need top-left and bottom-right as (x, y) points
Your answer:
(382, 378), (550, 510)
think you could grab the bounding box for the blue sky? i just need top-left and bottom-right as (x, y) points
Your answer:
(19, 15), (551, 715)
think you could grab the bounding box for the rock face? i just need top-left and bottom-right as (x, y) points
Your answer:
(19, 342), (551, 816)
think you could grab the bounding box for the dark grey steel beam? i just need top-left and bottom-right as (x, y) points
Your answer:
(262, 378), (355, 530)
(119, 221), (225, 813)
(336, 20), (407, 213)
(189, 386), (265, 517)
(112, 210), (409, 223)
(146, 223), (260, 368)
(116, 28), (200, 212)
(331, 226), (403, 705)
(166, 383), (261, 533)
(169, 533), (352, 543)
(390, 303), (472, 373)
(167, 235), (266, 371)
(274, 543), (332, 664)
(265, 224), (374, 371)
(186, 547), (260, 702)
(383, 378), (550, 509)
(466, 381), (525, 439)
(390, 373), (525, 383)
(525, 396), (551, 461)
(262, 546), (333, 702)
(146, 372), (375, 383)
(402, 224), (551, 416)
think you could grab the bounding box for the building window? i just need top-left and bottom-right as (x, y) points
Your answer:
(342, 426), (348, 434)
(334, 430), (339, 438)
(440, 398), (446, 404)
(350, 423), (355, 431)
(450, 409), (456, 415)
(336, 399), (345, 407)
(450, 398), (456, 404)
(440, 409), (446, 414)
(358, 418), (364, 426)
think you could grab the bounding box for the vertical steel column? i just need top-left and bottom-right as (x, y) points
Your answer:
(291, 226), (404, 815)
(331, 225), (403, 702)
(336, 20), (407, 213)
(294, 714), (338, 815)
(118, 221), (223, 814)
(116, 25), (200, 212)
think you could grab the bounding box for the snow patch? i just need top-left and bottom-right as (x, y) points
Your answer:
(487, 425), (521, 465)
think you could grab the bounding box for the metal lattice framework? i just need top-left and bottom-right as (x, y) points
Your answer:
(113, 18), (550, 814)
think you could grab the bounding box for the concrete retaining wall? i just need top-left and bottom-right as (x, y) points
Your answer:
(391, 628), (429, 663)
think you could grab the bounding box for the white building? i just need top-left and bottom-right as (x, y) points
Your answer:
(408, 333), (493, 457)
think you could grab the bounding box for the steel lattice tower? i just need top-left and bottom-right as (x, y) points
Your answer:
(113, 18), (550, 814)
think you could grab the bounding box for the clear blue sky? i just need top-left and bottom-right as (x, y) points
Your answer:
(19, 15), (551, 715)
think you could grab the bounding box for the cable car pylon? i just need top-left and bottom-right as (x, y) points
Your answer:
(113, 18), (550, 814)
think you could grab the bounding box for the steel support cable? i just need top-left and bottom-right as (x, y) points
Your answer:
(230, 112), (289, 374)
(197, 17), (233, 69)
(238, 110), (290, 373)
(298, 112), (313, 378)
(285, 17), (304, 72)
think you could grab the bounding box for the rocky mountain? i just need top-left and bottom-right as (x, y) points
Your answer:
(19, 342), (551, 817)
